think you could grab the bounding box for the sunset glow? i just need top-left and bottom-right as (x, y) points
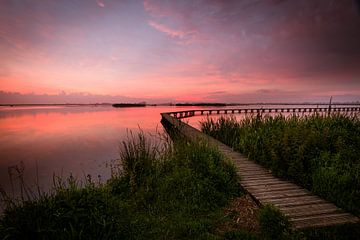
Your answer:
(1, 0), (360, 103)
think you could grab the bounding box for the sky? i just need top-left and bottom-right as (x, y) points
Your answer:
(0, 0), (360, 103)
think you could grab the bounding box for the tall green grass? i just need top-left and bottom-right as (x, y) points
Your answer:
(201, 113), (360, 216)
(0, 133), (241, 239)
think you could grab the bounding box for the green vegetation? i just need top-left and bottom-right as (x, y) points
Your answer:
(0, 133), (242, 239)
(3, 117), (360, 239)
(258, 205), (291, 240)
(201, 113), (360, 216)
(112, 103), (146, 108)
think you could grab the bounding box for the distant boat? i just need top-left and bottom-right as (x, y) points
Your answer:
(112, 103), (146, 108)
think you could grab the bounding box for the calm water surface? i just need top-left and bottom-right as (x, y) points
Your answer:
(0, 104), (355, 198)
(0, 105), (207, 197)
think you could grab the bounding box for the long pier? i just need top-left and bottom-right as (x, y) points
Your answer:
(166, 106), (360, 119)
(160, 108), (359, 229)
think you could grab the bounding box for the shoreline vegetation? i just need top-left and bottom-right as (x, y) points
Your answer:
(0, 132), (333, 240)
(112, 103), (146, 108)
(1, 134), (248, 239)
(201, 113), (360, 217)
(1, 114), (360, 239)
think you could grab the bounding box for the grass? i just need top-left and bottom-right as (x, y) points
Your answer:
(0, 133), (243, 239)
(3, 117), (359, 239)
(201, 113), (360, 217)
(258, 204), (292, 240)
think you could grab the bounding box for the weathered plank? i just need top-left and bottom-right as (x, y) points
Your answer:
(283, 208), (341, 218)
(246, 185), (301, 194)
(279, 203), (339, 214)
(241, 175), (276, 181)
(272, 199), (326, 208)
(253, 190), (311, 200)
(241, 179), (287, 185)
(290, 213), (359, 229)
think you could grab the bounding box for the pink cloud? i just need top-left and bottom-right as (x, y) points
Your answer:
(96, 0), (105, 8)
(144, 0), (199, 42)
(148, 20), (191, 38)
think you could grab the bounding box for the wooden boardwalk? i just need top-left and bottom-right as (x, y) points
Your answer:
(161, 112), (359, 229)
(166, 106), (360, 119)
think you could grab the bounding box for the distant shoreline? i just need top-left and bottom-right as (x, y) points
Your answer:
(1, 102), (360, 107)
(0, 103), (113, 107)
(112, 103), (146, 108)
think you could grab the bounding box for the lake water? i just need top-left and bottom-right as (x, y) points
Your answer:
(0, 105), (219, 198)
(0, 104), (357, 199)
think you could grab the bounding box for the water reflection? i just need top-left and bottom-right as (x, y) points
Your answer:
(0, 105), (204, 196)
(0, 104), (357, 198)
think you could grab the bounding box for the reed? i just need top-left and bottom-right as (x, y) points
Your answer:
(0, 133), (242, 239)
(201, 113), (360, 216)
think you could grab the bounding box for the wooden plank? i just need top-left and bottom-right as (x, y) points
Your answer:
(253, 190), (310, 200)
(242, 181), (285, 187)
(279, 202), (338, 213)
(235, 161), (262, 165)
(239, 168), (268, 172)
(291, 213), (355, 222)
(265, 195), (324, 204)
(240, 171), (272, 176)
(237, 165), (270, 170)
(249, 185), (301, 194)
(242, 178), (285, 184)
(235, 161), (266, 165)
(238, 171), (269, 177)
(252, 188), (309, 196)
(294, 217), (359, 229)
(240, 175), (272, 180)
(272, 199), (325, 208)
(241, 181), (293, 188)
(242, 175), (276, 181)
(237, 164), (266, 168)
(236, 163), (261, 167)
(238, 171), (270, 176)
(283, 208), (341, 218)
(291, 213), (359, 229)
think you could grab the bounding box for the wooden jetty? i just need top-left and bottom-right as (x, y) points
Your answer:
(161, 108), (360, 229)
(166, 106), (360, 119)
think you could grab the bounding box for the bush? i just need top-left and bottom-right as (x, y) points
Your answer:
(0, 133), (241, 239)
(0, 181), (130, 239)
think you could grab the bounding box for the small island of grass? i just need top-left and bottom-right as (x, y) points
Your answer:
(112, 103), (146, 108)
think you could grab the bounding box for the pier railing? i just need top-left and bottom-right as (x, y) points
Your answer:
(163, 106), (360, 119)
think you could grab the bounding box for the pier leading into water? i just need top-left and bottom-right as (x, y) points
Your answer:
(166, 106), (360, 119)
(160, 107), (360, 229)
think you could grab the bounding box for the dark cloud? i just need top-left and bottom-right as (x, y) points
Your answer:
(146, 0), (360, 86)
(355, 0), (360, 13)
(204, 89), (360, 103)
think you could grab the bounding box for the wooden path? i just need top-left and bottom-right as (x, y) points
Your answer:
(161, 112), (359, 229)
(166, 106), (360, 119)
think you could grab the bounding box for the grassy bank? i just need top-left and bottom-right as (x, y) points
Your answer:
(201, 113), (360, 216)
(0, 134), (243, 239)
(2, 125), (359, 240)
